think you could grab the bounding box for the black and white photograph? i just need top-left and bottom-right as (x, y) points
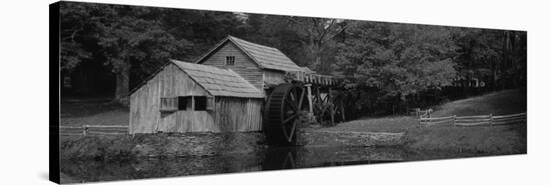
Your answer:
(6, 0), (550, 184)
(46, 1), (532, 184)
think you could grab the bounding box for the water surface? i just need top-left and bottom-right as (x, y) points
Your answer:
(59, 145), (487, 183)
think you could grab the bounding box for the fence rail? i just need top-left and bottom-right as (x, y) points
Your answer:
(410, 108), (433, 118)
(419, 112), (526, 127)
(59, 125), (129, 136)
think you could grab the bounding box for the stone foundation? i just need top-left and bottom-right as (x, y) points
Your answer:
(296, 128), (405, 147)
(59, 132), (266, 160)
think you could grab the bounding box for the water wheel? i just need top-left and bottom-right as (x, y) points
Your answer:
(264, 83), (306, 146)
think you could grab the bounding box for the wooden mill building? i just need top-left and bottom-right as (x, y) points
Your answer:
(195, 36), (309, 89)
(129, 36), (334, 134)
(129, 59), (264, 134)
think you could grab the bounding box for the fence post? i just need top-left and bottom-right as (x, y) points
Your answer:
(83, 125), (88, 136)
(453, 115), (456, 127)
(489, 114), (493, 126)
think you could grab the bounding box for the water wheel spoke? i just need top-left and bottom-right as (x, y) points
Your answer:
(287, 120), (297, 142)
(282, 120), (297, 142)
(285, 97), (298, 112)
(281, 126), (289, 141)
(289, 90), (296, 102)
(289, 90), (300, 109)
(283, 152), (296, 168)
(297, 88), (305, 109)
(283, 113), (298, 124)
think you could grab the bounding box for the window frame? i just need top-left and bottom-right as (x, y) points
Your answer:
(194, 96), (208, 111)
(160, 97), (178, 112)
(177, 96), (191, 110)
(225, 56), (235, 65)
(160, 96), (214, 112)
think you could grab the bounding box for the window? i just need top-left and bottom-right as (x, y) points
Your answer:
(194, 96), (207, 110)
(63, 76), (71, 88)
(193, 96), (214, 111)
(160, 97), (178, 112)
(160, 96), (191, 112)
(178, 96), (191, 110)
(163, 96), (213, 112)
(225, 56), (235, 65)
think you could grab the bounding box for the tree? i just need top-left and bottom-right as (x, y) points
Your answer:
(59, 2), (526, 115)
(451, 28), (526, 93)
(60, 3), (191, 104)
(287, 17), (349, 74)
(334, 22), (459, 114)
(238, 14), (307, 66)
(239, 15), (348, 73)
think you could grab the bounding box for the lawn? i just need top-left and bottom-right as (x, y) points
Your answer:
(60, 98), (129, 126)
(320, 116), (418, 133)
(404, 124), (526, 155)
(318, 89), (527, 155)
(322, 88), (527, 133)
(431, 88), (526, 117)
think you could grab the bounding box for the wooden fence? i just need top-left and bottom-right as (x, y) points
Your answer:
(410, 108), (433, 118)
(59, 125), (129, 136)
(419, 112), (526, 127)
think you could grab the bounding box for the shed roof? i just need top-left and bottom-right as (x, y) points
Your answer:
(196, 36), (303, 72)
(301, 67), (316, 74)
(171, 59), (264, 98)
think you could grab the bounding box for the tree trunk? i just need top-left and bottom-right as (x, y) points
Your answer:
(315, 55), (322, 72)
(76, 68), (90, 96)
(114, 64), (130, 106)
(491, 58), (497, 91)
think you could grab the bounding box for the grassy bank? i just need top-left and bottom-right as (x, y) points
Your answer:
(431, 88), (526, 116)
(318, 120), (526, 156)
(320, 89), (527, 156)
(403, 124), (526, 155)
(60, 98), (128, 126)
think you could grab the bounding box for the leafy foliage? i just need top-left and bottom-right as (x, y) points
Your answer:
(60, 3), (192, 101)
(59, 2), (526, 115)
(335, 22), (458, 98)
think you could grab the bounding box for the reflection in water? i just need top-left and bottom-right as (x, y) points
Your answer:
(60, 146), (404, 183)
(262, 146), (403, 170)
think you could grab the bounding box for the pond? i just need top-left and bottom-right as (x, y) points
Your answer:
(59, 145), (486, 183)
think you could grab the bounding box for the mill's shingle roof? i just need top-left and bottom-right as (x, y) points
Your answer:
(171, 59), (264, 98)
(196, 36), (303, 72)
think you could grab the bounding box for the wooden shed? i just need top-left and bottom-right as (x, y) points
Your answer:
(195, 36), (306, 90)
(129, 59), (264, 134)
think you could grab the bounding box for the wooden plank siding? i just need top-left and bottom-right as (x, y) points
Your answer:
(130, 63), (262, 134)
(214, 98), (263, 132)
(200, 42), (265, 91)
(130, 64), (210, 134)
